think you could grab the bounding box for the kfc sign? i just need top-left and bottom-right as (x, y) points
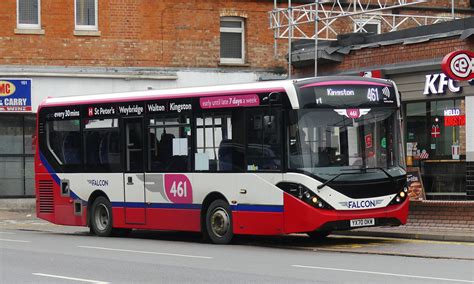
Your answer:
(423, 73), (462, 96)
(441, 50), (474, 81)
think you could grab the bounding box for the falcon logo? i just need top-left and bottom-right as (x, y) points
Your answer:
(339, 199), (383, 209)
(334, 108), (371, 119)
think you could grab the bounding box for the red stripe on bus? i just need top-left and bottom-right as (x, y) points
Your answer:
(112, 207), (201, 232)
(233, 211), (284, 235)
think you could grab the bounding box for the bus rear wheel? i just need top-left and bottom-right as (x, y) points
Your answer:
(205, 200), (234, 244)
(90, 196), (114, 237)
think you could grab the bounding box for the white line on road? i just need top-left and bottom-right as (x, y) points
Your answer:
(0, 238), (30, 243)
(78, 245), (213, 259)
(292, 265), (474, 283)
(32, 273), (109, 284)
(0, 231), (15, 234)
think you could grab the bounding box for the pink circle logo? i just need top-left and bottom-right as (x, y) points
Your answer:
(164, 174), (193, 204)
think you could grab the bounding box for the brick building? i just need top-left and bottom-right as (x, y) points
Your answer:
(0, 0), (472, 198)
(0, 0), (291, 197)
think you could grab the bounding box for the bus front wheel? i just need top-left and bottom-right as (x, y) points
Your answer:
(90, 196), (114, 237)
(205, 200), (234, 244)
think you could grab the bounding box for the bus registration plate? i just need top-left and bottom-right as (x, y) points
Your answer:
(350, 218), (375, 228)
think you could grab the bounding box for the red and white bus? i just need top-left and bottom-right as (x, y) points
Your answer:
(35, 76), (408, 244)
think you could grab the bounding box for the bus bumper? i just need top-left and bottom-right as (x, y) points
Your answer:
(283, 192), (409, 234)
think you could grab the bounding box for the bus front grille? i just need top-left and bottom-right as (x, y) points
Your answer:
(38, 180), (54, 214)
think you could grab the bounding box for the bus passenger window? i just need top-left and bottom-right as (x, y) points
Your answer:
(46, 120), (81, 166)
(148, 116), (191, 172)
(83, 119), (121, 172)
(246, 110), (282, 171)
(195, 114), (243, 172)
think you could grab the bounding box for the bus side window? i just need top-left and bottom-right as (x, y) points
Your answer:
(46, 120), (81, 168)
(246, 109), (282, 171)
(148, 115), (191, 172)
(195, 113), (243, 172)
(83, 119), (121, 172)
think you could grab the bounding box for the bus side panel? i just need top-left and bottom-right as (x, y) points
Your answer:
(35, 173), (87, 227)
(112, 207), (201, 232)
(35, 155), (87, 226)
(233, 211), (284, 235)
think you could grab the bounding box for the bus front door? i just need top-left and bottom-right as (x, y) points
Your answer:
(123, 118), (146, 224)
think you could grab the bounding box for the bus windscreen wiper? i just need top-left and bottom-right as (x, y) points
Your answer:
(317, 167), (395, 190)
(317, 171), (361, 189)
(364, 167), (394, 182)
(343, 167), (394, 182)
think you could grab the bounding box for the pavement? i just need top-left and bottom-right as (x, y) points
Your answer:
(1, 205), (473, 243)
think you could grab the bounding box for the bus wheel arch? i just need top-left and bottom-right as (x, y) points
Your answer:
(201, 192), (234, 244)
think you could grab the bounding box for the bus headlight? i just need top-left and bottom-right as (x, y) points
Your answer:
(276, 182), (334, 210)
(389, 186), (408, 205)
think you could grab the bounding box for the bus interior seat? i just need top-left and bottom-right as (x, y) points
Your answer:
(62, 132), (81, 164)
(218, 139), (233, 171)
(166, 156), (188, 172)
(158, 132), (175, 164)
(85, 132), (101, 165)
(99, 135), (109, 165)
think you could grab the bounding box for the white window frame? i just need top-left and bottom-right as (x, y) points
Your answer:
(220, 17), (245, 64)
(354, 18), (381, 34)
(74, 0), (98, 31)
(17, 0), (41, 30)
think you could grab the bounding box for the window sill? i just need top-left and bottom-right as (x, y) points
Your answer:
(218, 62), (250, 67)
(74, 30), (101, 37)
(14, 28), (45, 35)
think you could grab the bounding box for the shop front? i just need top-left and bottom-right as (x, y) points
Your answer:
(0, 79), (35, 197)
(391, 71), (474, 200)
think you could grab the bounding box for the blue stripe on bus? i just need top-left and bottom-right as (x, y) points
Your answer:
(111, 202), (201, 210)
(111, 202), (283, 213)
(40, 152), (61, 185)
(230, 204), (284, 213)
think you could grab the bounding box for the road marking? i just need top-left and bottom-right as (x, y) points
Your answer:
(0, 238), (30, 243)
(78, 245), (213, 259)
(292, 265), (474, 283)
(333, 235), (474, 246)
(33, 273), (109, 284)
(0, 231), (15, 234)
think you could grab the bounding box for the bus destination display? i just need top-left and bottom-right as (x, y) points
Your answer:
(298, 84), (397, 108)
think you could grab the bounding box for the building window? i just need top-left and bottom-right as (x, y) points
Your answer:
(405, 99), (466, 199)
(17, 0), (40, 29)
(220, 17), (245, 64)
(75, 0), (98, 31)
(354, 19), (381, 34)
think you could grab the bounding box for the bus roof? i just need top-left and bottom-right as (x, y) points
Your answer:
(39, 76), (395, 110)
(39, 79), (297, 109)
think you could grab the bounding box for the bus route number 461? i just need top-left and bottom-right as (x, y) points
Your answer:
(164, 174), (193, 203)
(170, 181), (187, 197)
